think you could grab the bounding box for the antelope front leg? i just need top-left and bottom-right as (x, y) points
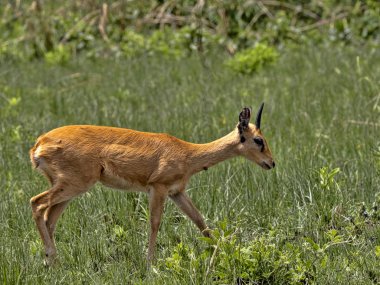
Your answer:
(170, 191), (211, 237)
(147, 184), (168, 262)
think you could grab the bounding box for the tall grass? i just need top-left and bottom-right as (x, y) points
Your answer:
(0, 45), (379, 284)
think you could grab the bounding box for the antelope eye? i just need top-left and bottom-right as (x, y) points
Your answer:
(253, 137), (263, 145)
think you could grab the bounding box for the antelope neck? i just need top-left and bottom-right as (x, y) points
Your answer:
(188, 130), (240, 173)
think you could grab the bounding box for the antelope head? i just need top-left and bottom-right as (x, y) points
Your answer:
(237, 103), (275, 170)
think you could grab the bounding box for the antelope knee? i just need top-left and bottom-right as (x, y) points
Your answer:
(30, 196), (38, 210)
(30, 197), (44, 218)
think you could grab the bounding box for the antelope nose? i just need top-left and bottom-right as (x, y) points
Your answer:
(272, 161), (275, 168)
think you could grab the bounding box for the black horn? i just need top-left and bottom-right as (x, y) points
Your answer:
(255, 103), (264, 129)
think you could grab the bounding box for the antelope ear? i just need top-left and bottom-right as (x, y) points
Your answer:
(238, 107), (251, 129)
(238, 107), (251, 140)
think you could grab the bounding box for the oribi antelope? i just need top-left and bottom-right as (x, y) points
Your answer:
(30, 103), (275, 266)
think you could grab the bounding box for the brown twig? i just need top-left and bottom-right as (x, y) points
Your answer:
(157, 1), (174, 29)
(140, 14), (188, 26)
(246, 10), (266, 30)
(60, 10), (99, 44)
(297, 13), (348, 32)
(257, 1), (274, 19)
(261, 0), (320, 20)
(193, 0), (205, 52)
(217, 8), (228, 36)
(99, 3), (109, 42)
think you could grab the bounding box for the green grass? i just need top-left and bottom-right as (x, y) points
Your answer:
(0, 45), (379, 284)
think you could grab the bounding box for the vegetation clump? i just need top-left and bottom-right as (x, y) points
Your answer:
(226, 44), (279, 74)
(0, 1), (379, 62)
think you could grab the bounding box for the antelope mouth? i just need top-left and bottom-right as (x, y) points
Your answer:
(261, 162), (272, 170)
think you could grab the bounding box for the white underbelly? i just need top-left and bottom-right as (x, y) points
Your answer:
(99, 173), (147, 192)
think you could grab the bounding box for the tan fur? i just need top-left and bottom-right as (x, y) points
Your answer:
(30, 116), (274, 266)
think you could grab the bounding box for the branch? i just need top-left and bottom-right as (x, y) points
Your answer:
(60, 10), (99, 44)
(297, 13), (348, 33)
(260, 0), (320, 20)
(98, 3), (109, 42)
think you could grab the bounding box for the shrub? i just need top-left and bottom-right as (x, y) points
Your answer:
(158, 222), (315, 284)
(226, 44), (279, 74)
(44, 44), (71, 65)
(120, 29), (146, 58)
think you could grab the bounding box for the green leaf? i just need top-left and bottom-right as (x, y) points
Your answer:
(375, 246), (380, 257)
(199, 236), (215, 245)
(305, 237), (320, 251)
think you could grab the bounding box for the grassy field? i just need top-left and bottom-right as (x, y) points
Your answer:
(0, 45), (379, 284)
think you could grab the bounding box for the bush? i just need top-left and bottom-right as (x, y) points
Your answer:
(44, 44), (71, 65)
(158, 222), (315, 284)
(226, 44), (279, 74)
(1, 1), (378, 62)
